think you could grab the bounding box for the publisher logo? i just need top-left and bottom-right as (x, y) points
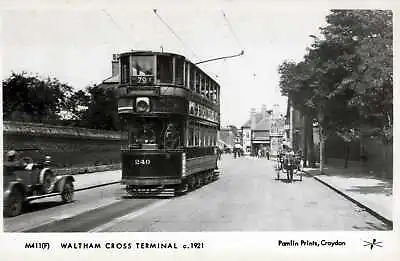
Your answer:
(363, 239), (382, 249)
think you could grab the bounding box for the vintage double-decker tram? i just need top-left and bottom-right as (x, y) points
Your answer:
(116, 51), (220, 196)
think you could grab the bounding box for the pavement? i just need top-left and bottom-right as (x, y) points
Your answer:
(53, 163), (121, 176)
(71, 169), (121, 190)
(301, 158), (393, 225)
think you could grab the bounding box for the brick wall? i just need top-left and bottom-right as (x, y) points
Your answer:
(3, 121), (127, 168)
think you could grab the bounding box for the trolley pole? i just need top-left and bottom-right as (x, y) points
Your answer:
(195, 50), (244, 65)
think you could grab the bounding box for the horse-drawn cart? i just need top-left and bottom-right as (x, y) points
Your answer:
(274, 153), (303, 182)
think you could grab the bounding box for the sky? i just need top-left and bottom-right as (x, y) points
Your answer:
(2, 0), (392, 127)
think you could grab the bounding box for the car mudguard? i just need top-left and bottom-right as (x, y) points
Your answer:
(39, 168), (53, 184)
(3, 181), (26, 201)
(55, 175), (75, 193)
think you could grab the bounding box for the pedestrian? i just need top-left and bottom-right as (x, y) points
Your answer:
(266, 150), (270, 160)
(285, 149), (295, 182)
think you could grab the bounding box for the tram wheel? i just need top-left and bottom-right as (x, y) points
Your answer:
(174, 182), (189, 196)
(189, 176), (196, 190)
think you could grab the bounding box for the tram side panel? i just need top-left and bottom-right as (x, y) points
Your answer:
(185, 155), (217, 175)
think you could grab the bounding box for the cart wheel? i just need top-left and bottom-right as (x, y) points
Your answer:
(61, 181), (74, 203)
(4, 188), (24, 217)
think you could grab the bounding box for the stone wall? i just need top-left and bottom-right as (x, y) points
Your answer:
(3, 121), (127, 169)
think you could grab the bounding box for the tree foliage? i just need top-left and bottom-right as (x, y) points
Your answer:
(80, 85), (119, 131)
(278, 9), (393, 144)
(3, 72), (73, 122)
(3, 72), (120, 131)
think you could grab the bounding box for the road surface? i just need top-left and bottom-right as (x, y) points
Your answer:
(3, 155), (391, 232)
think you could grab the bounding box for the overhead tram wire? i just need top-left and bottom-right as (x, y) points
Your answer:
(221, 10), (244, 51)
(195, 10), (244, 65)
(102, 9), (138, 49)
(153, 9), (199, 60)
(221, 10), (259, 84)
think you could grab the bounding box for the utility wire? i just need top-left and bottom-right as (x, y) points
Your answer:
(153, 9), (198, 59)
(102, 9), (137, 48)
(221, 10), (243, 51)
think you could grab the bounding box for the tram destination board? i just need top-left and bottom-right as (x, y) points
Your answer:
(130, 75), (154, 85)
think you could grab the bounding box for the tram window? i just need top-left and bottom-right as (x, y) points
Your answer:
(185, 62), (190, 88)
(195, 71), (201, 93)
(131, 56), (153, 76)
(189, 65), (195, 90)
(211, 84), (216, 102)
(194, 127), (199, 146)
(200, 75), (205, 96)
(120, 56), (130, 84)
(205, 78), (210, 99)
(163, 121), (182, 149)
(157, 55), (173, 83)
(175, 57), (184, 86)
(189, 103), (195, 115)
(131, 123), (156, 145)
(188, 127), (194, 146)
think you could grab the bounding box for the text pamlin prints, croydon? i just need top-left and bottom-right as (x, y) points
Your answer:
(278, 239), (346, 247)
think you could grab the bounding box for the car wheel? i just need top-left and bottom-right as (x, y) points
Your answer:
(4, 188), (24, 217)
(61, 181), (74, 203)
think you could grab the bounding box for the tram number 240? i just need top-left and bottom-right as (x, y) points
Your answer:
(134, 159), (151, 166)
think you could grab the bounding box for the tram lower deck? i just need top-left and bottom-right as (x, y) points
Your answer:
(121, 147), (219, 196)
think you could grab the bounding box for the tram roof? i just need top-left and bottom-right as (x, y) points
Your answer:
(118, 50), (220, 85)
(119, 50), (186, 59)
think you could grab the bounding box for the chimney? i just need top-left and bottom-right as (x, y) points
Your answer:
(261, 104), (267, 119)
(267, 110), (273, 121)
(250, 108), (256, 129)
(112, 54), (120, 77)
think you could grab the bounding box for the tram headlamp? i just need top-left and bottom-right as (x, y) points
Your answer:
(136, 97), (150, 112)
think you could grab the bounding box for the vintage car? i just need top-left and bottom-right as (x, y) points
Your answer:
(3, 148), (75, 217)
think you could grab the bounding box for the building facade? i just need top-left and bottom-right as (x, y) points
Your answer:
(219, 126), (237, 151)
(241, 104), (285, 156)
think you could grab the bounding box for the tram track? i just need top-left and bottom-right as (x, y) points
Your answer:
(23, 198), (159, 232)
(3, 178), (125, 232)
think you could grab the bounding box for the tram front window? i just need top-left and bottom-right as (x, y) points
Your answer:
(127, 119), (183, 149)
(131, 56), (153, 76)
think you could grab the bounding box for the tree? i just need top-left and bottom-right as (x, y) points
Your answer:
(65, 89), (91, 122)
(278, 10), (392, 173)
(3, 72), (73, 122)
(81, 85), (119, 130)
(279, 61), (317, 167)
(322, 10), (392, 135)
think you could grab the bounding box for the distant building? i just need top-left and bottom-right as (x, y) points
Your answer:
(219, 126), (236, 150)
(241, 104), (285, 156)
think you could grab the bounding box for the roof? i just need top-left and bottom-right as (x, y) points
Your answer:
(254, 118), (271, 130)
(103, 75), (120, 84)
(119, 50), (186, 59)
(241, 112), (263, 128)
